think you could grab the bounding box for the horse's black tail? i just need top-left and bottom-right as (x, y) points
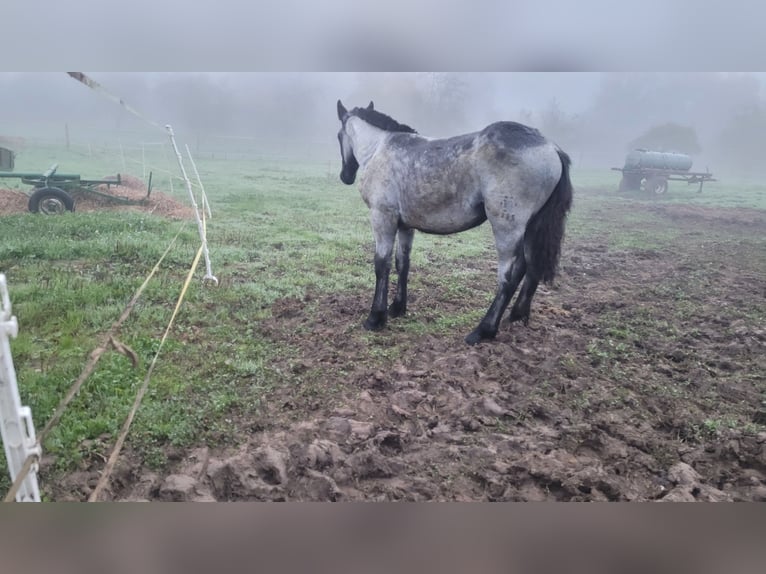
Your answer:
(524, 149), (573, 284)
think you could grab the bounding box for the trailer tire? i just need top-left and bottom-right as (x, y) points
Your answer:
(618, 173), (641, 192)
(644, 176), (668, 196)
(28, 187), (75, 214)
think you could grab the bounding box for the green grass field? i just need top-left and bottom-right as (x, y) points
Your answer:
(1, 143), (764, 499)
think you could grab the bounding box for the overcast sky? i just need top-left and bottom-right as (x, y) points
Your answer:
(4, 1), (765, 69)
(0, 72), (603, 134)
(5, 71), (757, 129)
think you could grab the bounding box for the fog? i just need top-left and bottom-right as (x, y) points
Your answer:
(1, 72), (765, 176)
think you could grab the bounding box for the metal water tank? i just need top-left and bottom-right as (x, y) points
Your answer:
(624, 149), (693, 171)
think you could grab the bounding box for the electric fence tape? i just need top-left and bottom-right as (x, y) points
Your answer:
(66, 72), (217, 285)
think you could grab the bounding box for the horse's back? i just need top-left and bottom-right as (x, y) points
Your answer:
(390, 122), (547, 156)
(480, 121), (548, 150)
(372, 121), (560, 212)
(474, 122), (562, 186)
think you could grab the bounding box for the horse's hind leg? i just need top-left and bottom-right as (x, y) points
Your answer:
(509, 275), (539, 326)
(465, 225), (526, 345)
(509, 237), (542, 326)
(389, 227), (414, 319)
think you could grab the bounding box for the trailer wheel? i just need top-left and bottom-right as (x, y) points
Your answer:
(28, 187), (75, 214)
(644, 176), (668, 196)
(618, 173), (641, 192)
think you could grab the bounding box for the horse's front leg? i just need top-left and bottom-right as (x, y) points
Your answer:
(389, 226), (414, 319)
(364, 209), (397, 331)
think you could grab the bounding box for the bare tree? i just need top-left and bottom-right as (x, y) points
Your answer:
(628, 123), (702, 154)
(537, 98), (581, 150)
(715, 104), (766, 176)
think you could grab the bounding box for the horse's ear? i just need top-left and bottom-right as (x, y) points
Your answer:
(337, 100), (347, 120)
(367, 101), (374, 110)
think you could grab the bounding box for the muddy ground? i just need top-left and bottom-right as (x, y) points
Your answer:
(58, 196), (766, 502)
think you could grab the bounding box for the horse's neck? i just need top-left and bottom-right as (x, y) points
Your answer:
(349, 119), (388, 168)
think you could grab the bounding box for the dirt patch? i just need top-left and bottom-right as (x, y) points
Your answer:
(0, 174), (195, 220)
(68, 199), (766, 502)
(646, 203), (766, 227)
(0, 188), (28, 213)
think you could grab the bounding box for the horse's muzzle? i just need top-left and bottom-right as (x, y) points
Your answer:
(340, 169), (356, 185)
(339, 155), (359, 185)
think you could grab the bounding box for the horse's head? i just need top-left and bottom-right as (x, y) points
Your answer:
(336, 99), (373, 185)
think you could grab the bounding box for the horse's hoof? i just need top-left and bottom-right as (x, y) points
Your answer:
(363, 316), (386, 331)
(465, 327), (495, 346)
(509, 308), (530, 326)
(465, 331), (482, 346)
(388, 301), (406, 319)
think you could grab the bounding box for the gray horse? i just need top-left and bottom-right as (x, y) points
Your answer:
(336, 100), (573, 345)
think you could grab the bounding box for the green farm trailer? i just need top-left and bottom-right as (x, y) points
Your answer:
(0, 157), (152, 215)
(612, 149), (716, 196)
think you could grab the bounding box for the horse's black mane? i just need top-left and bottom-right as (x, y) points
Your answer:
(350, 107), (418, 134)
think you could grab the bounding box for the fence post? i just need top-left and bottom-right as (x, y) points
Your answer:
(165, 125), (218, 286)
(0, 274), (42, 502)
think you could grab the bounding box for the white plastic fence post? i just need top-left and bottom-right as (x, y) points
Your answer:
(185, 144), (212, 219)
(165, 125), (218, 285)
(0, 274), (41, 502)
